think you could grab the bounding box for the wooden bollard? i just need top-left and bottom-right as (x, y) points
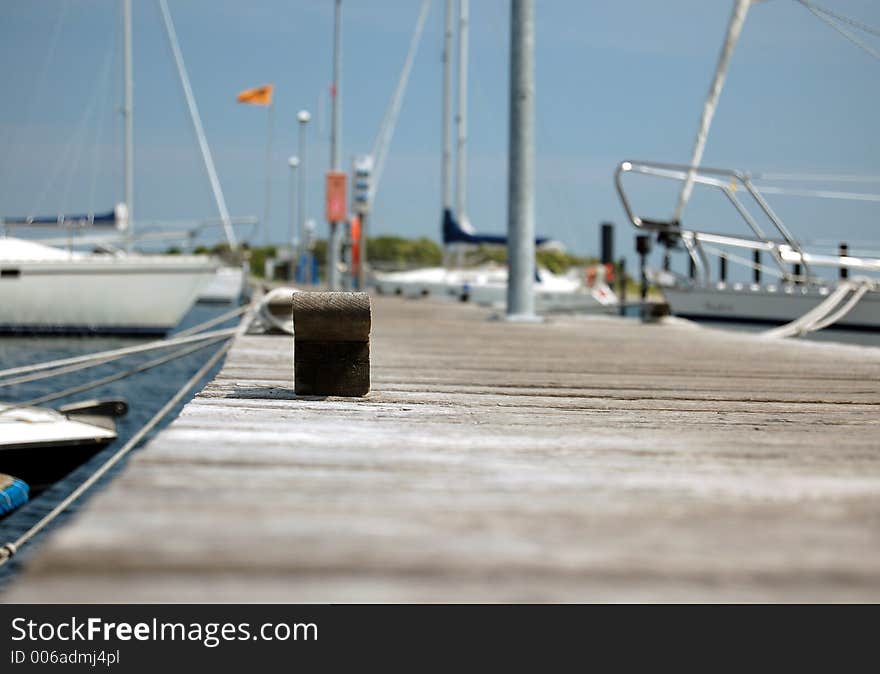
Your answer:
(292, 291), (371, 396)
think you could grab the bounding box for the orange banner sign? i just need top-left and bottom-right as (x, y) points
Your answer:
(325, 171), (347, 222)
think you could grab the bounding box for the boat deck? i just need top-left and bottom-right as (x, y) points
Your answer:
(7, 295), (880, 601)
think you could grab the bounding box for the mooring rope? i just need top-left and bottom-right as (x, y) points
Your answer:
(0, 304), (256, 566)
(257, 286), (298, 335)
(762, 279), (874, 338)
(0, 335), (229, 416)
(0, 305), (248, 390)
(0, 328), (236, 382)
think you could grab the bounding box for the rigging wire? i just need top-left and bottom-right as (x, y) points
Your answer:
(0, 0), (70, 195)
(0, 327), (236, 381)
(2, 334), (229, 414)
(796, 0), (880, 61)
(795, 0), (880, 39)
(0, 304), (248, 390)
(30, 70), (105, 217)
(88, 26), (119, 214)
(753, 173), (880, 183)
(61, 32), (118, 216)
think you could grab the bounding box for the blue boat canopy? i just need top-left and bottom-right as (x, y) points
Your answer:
(3, 209), (118, 227)
(442, 209), (548, 247)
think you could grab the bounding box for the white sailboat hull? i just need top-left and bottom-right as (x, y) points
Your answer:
(198, 265), (246, 303)
(662, 282), (880, 330)
(374, 266), (616, 313)
(0, 248), (217, 334)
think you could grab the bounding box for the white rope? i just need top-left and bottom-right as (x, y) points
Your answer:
(0, 305), (247, 389)
(762, 279), (874, 338)
(257, 286), (298, 335)
(808, 282), (870, 332)
(1, 335), (229, 414)
(0, 328), (236, 381)
(0, 302), (256, 566)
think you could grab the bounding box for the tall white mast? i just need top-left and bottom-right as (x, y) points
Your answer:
(455, 0), (469, 225)
(674, 0), (751, 222)
(158, 0), (236, 247)
(441, 0), (453, 215)
(122, 0), (134, 251)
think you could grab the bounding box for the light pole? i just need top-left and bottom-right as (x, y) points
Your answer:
(506, 0), (537, 320)
(287, 156), (299, 281)
(297, 110), (310, 282)
(328, 0), (343, 290)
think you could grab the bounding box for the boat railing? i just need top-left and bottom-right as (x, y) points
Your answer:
(615, 160), (880, 285)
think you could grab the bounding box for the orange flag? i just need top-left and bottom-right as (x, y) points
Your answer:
(236, 84), (274, 106)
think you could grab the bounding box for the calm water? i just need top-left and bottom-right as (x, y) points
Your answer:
(0, 303), (241, 591)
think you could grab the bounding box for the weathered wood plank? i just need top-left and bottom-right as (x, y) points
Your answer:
(7, 295), (880, 602)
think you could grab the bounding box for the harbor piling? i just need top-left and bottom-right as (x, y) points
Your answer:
(636, 234), (651, 321)
(292, 291), (371, 397)
(600, 222), (614, 265)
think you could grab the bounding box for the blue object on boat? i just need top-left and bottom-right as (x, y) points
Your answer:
(442, 208), (549, 247)
(0, 474), (29, 516)
(2, 209), (117, 227)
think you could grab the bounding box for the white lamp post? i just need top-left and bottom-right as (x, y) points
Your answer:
(296, 111), (311, 281)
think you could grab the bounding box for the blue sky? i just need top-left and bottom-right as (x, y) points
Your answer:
(1, 0), (878, 273)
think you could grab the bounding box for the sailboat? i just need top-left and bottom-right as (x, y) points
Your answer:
(372, 0), (616, 313)
(0, 0), (246, 333)
(617, 0), (880, 333)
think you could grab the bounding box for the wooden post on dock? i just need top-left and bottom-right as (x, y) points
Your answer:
(292, 291), (371, 396)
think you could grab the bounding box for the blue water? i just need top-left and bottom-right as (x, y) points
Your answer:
(0, 303), (241, 591)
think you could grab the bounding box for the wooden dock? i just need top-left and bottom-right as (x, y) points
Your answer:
(8, 295), (880, 602)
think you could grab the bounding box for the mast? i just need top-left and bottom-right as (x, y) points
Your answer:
(674, 0), (751, 222)
(327, 0), (343, 289)
(122, 0), (134, 251)
(158, 0), (236, 247)
(455, 0), (469, 225)
(369, 0), (432, 204)
(441, 0), (453, 217)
